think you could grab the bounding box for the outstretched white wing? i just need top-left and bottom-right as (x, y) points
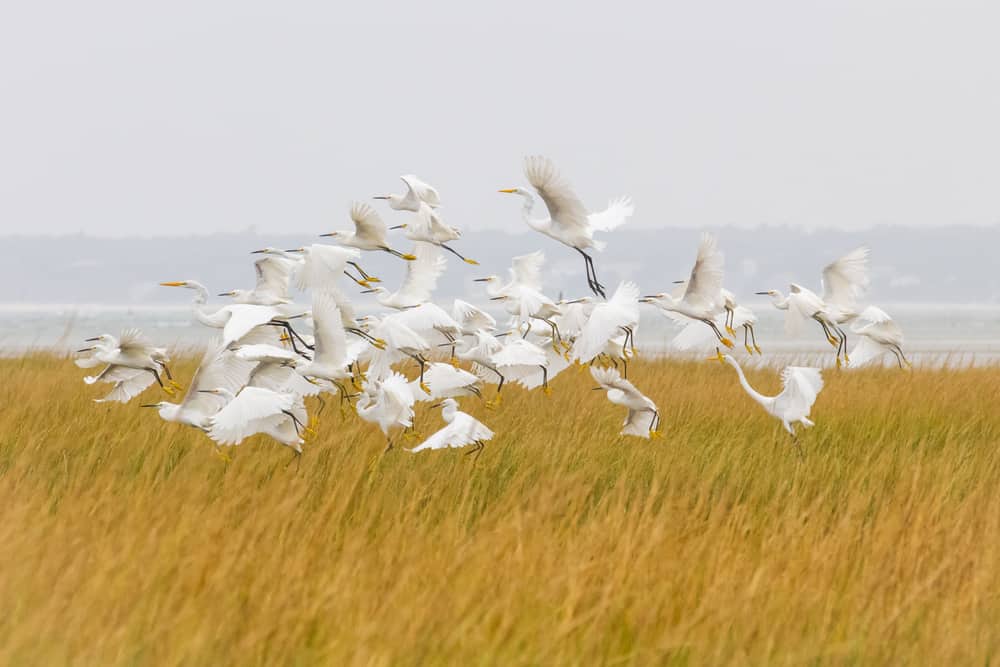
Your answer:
(409, 412), (493, 452)
(180, 342), (258, 419)
(350, 201), (389, 245)
(311, 290), (349, 369)
(524, 155), (589, 234)
(682, 233), (724, 311)
(94, 369), (156, 403)
(208, 387), (298, 446)
(573, 282), (640, 363)
(509, 251), (546, 292)
(221, 305), (282, 348)
(118, 328), (153, 353)
(822, 247), (870, 310)
(296, 244), (361, 291)
(587, 196), (634, 232)
(452, 299), (496, 333)
(417, 363), (480, 399)
(772, 366), (824, 422)
(253, 256), (294, 303)
(401, 174), (442, 208)
(391, 243), (446, 306)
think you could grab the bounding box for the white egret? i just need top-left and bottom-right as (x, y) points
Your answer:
(757, 247), (870, 366)
(709, 349), (823, 454)
(407, 398), (494, 461)
(206, 386), (312, 456)
(499, 155), (634, 298)
(849, 305), (910, 368)
(640, 233), (735, 348)
(388, 203), (480, 265)
(363, 242), (447, 309)
(159, 280), (310, 352)
(373, 174), (441, 211)
(356, 372), (416, 452)
(572, 282), (640, 368)
(668, 283), (761, 355)
(270, 243), (380, 290)
(232, 344), (328, 399)
(77, 329), (180, 395)
(451, 299), (496, 336)
(408, 363), (482, 401)
(590, 366), (661, 439)
(292, 291), (358, 400)
(320, 202), (417, 260)
(141, 342), (257, 429)
(217, 255), (296, 305)
(474, 251), (564, 348)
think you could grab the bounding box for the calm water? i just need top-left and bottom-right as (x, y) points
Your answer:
(2, 303), (999, 368)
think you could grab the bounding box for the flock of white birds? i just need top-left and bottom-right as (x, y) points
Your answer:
(74, 156), (909, 460)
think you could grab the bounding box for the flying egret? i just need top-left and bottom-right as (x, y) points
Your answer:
(475, 251), (564, 348)
(407, 398), (494, 461)
(159, 280), (310, 352)
(77, 329), (180, 395)
(499, 155), (634, 298)
(363, 242), (447, 309)
(709, 349), (823, 455)
(848, 305), (910, 368)
(356, 372), (416, 452)
(408, 363), (482, 401)
(141, 342), (257, 429)
(590, 366), (661, 439)
(373, 174), (441, 211)
(205, 386), (312, 457)
(267, 244), (380, 290)
(320, 202), (417, 260)
(572, 282), (641, 369)
(757, 247), (870, 366)
(451, 299), (496, 336)
(232, 344), (329, 400)
(292, 291), (358, 403)
(388, 203), (480, 265)
(669, 282), (761, 355)
(217, 255), (296, 305)
(640, 233), (734, 348)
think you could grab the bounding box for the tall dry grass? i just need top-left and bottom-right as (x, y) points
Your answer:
(1, 354), (999, 665)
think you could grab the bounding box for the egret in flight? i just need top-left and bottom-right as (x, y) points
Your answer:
(499, 155), (633, 298)
(373, 174), (441, 211)
(320, 202), (417, 261)
(205, 386), (313, 457)
(590, 366), (661, 439)
(407, 398), (494, 461)
(77, 329), (180, 395)
(217, 255), (296, 305)
(709, 349), (823, 456)
(849, 305), (910, 368)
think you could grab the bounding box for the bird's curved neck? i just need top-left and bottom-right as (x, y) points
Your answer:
(517, 192), (547, 231)
(441, 403), (458, 423)
(770, 292), (790, 310)
(727, 360), (769, 407)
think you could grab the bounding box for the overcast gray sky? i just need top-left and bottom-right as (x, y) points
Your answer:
(2, 0), (998, 237)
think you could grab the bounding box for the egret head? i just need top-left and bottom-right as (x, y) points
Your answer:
(474, 275), (500, 285)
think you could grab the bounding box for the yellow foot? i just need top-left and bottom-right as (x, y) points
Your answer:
(561, 340), (572, 352)
(721, 338), (735, 349)
(366, 276), (381, 283)
(843, 354), (850, 364)
(358, 279), (370, 288)
(726, 326), (736, 336)
(162, 385), (176, 396)
(307, 416), (318, 429)
(745, 344), (754, 355)
(401, 253), (417, 261)
(352, 379), (363, 392)
(630, 346), (638, 357)
(463, 258), (480, 265)
(169, 379), (183, 389)
(420, 382), (432, 395)
(449, 357), (460, 368)
(373, 339), (387, 350)
(827, 337), (839, 347)
(649, 430), (663, 440)
(836, 357), (843, 369)
(754, 344), (762, 355)
(303, 427), (318, 441)
(562, 352), (572, 362)
(543, 386), (552, 396)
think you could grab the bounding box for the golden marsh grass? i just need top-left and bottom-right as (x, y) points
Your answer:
(1, 354), (999, 664)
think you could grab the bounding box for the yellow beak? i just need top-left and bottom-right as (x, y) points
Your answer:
(159, 281), (186, 287)
(498, 188), (517, 194)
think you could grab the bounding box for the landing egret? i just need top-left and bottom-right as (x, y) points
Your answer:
(356, 373), (416, 452)
(475, 252), (563, 347)
(141, 342), (257, 428)
(293, 291), (357, 400)
(573, 282), (640, 368)
(590, 366), (661, 439)
(205, 386), (312, 456)
(709, 349), (823, 455)
(373, 174), (441, 211)
(407, 398), (494, 461)
(640, 233), (734, 348)
(77, 329), (180, 395)
(499, 155), (633, 298)
(388, 203), (479, 265)
(320, 202), (417, 260)
(669, 283), (761, 355)
(849, 305), (910, 368)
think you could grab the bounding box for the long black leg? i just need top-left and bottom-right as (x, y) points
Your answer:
(440, 243), (476, 264)
(156, 361), (174, 380)
(704, 319), (728, 343)
(379, 246), (414, 260)
(540, 365), (549, 391)
(146, 367), (165, 388)
(748, 324), (761, 353)
(347, 261), (373, 280)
